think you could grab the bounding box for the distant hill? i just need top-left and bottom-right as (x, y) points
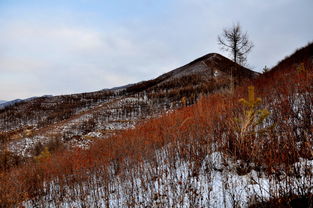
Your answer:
(0, 95), (53, 110)
(0, 99), (22, 109)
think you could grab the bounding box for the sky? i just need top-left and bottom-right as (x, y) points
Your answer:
(0, 0), (312, 101)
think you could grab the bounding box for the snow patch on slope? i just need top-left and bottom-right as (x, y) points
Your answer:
(23, 151), (313, 207)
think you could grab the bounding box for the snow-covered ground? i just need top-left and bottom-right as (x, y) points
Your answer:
(8, 135), (47, 157)
(5, 95), (149, 157)
(23, 151), (313, 208)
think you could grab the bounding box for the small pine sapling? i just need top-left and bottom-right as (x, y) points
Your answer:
(235, 86), (270, 139)
(296, 62), (306, 73)
(181, 96), (187, 107)
(262, 65), (270, 73)
(34, 147), (51, 162)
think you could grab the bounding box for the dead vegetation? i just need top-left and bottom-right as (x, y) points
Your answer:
(0, 43), (312, 207)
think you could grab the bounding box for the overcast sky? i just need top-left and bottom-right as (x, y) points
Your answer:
(0, 0), (312, 100)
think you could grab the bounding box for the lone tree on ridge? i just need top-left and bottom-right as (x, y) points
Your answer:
(218, 23), (254, 65)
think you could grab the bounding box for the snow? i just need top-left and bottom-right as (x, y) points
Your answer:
(86, 131), (102, 138)
(67, 137), (92, 149)
(105, 121), (135, 130)
(22, 151), (313, 207)
(8, 135), (47, 157)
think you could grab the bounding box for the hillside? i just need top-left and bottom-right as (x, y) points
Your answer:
(0, 53), (257, 158)
(1, 43), (312, 207)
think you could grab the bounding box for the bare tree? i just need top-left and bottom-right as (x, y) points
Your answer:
(218, 23), (254, 65)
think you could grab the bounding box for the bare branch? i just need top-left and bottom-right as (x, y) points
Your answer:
(217, 23), (254, 65)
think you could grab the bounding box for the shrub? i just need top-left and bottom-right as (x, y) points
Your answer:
(34, 147), (51, 162)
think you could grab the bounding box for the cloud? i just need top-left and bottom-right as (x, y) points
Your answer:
(0, 0), (312, 100)
(0, 19), (179, 100)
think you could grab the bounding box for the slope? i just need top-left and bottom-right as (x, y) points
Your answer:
(0, 43), (312, 207)
(0, 53), (257, 157)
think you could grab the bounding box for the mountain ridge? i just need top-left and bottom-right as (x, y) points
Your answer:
(126, 52), (258, 93)
(0, 52), (258, 157)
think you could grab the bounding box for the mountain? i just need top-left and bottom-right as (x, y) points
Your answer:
(1, 43), (313, 207)
(0, 53), (258, 157)
(0, 99), (22, 109)
(126, 53), (257, 94)
(269, 42), (313, 73)
(0, 95), (53, 110)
